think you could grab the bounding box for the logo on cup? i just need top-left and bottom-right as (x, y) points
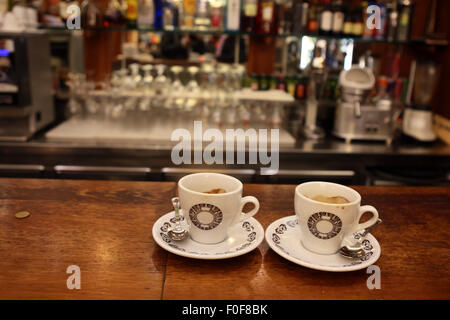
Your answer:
(189, 203), (223, 230)
(307, 212), (342, 240)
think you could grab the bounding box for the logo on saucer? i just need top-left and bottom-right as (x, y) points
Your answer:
(189, 203), (223, 230)
(307, 212), (342, 239)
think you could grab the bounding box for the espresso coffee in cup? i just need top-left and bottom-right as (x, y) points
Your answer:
(178, 173), (260, 244)
(203, 188), (227, 194)
(308, 195), (350, 204)
(295, 181), (379, 255)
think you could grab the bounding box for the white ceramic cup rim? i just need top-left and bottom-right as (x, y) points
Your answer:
(178, 172), (243, 197)
(295, 181), (361, 207)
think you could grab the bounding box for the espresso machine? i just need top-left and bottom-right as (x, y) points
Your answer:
(333, 65), (394, 144)
(0, 32), (54, 141)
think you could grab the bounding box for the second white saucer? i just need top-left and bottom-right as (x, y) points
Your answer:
(265, 215), (381, 272)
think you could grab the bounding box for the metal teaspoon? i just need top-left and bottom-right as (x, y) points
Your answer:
(167, 197), (189, 241)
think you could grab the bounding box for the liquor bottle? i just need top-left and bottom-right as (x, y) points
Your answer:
(153, 0), (163, 29)
(396, 0), (413, 42)
(104, 0), (125, 27)
(319, 0), (332, 36)
(282, 0), (293, 34)
(255, 0), (277, 34)
(307, 0), (318, 34)
(292, 0), (306, 34)
(125, 0), (138, 28)
(300, 1), (309, 32)
(241, 0), (258, 32)
(81, 0), (102, 28)
(226, 0), (241, 30)
(137, 0), (154, 28)
(183, 0), (196, 28)
(342, 4), (353, 37)
(276, 0), (292, 34)
(387, 1), (398, 42)
(194, 0), (211, 29)
(163, 0), (179, 30)
(331, 0), (343, 36)
(210, 0), (224, 30)
(351, 6), (363, 38)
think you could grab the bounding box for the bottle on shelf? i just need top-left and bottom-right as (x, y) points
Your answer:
(319, 0), (333, 36)
(194, 0), (212, 29)
(276, 0), (292, 35)
(292, 0), (309, 34)
(125, 0), (138, 28)
(255, 0), (277, 34)
(241, 0), (258, 32)
(396, 0), (413, 42)
(163, 0), (180, 30)
(351, 5), (363, 38)
(387, 1), (398, 42)
(81, 0), (102, 28)
(307, 0), (318, 34)
(276, 73), (286, 91)
(137, 0), (154, 29)
(104, 0), (125, 28)
(183, 0), (196, 28)
(281, 0), (293, 34)
(152, 0), (163, 29)
(342, 4), (353, 37)
(226, 0), (241, 31)
(210, 0), (225, 30)
(331, 0), (344, 36)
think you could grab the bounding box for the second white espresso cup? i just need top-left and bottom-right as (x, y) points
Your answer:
(295, 181), (379, 255)
(178, 173), (260, 244)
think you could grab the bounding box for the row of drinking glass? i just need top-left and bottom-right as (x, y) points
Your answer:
(66, 63), (283, 127)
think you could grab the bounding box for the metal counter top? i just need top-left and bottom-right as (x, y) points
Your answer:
(0, 135), (449, 156)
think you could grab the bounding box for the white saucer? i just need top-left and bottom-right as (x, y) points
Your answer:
(152, 211), (264, 260)
(265, 215), (381, 272)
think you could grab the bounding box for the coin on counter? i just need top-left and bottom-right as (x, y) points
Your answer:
(15, 211), (31, 219)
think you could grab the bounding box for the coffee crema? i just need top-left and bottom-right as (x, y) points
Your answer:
(203, 188), (227, 194)
(308, 195), (351, 204)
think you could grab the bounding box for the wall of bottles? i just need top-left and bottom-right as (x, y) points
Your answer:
(31, 0), (413, 42)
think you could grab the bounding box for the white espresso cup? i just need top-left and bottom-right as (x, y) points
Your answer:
(178, 173), (260, 244)
(295, 181), (379, 255)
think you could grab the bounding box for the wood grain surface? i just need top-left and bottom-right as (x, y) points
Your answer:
(0, 179), (449, 299)
(0, 179), (175, 299)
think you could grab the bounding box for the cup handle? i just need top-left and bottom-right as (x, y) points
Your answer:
(352, 205), (379, 234)
(234, 196), (260, 224)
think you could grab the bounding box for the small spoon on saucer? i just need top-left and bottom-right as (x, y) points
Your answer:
(168, 197), (189, 241)
(339, 219), (382, 259)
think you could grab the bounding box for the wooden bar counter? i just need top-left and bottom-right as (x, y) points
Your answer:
(0, 178), (449, 300)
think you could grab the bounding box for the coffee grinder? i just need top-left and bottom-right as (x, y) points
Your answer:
(333, 65), (394, 144)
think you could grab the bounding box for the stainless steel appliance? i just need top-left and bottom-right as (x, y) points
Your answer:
(0, 32), (54, 141)
(402, 60), (438, 142)
(333, 65), (394, 144)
